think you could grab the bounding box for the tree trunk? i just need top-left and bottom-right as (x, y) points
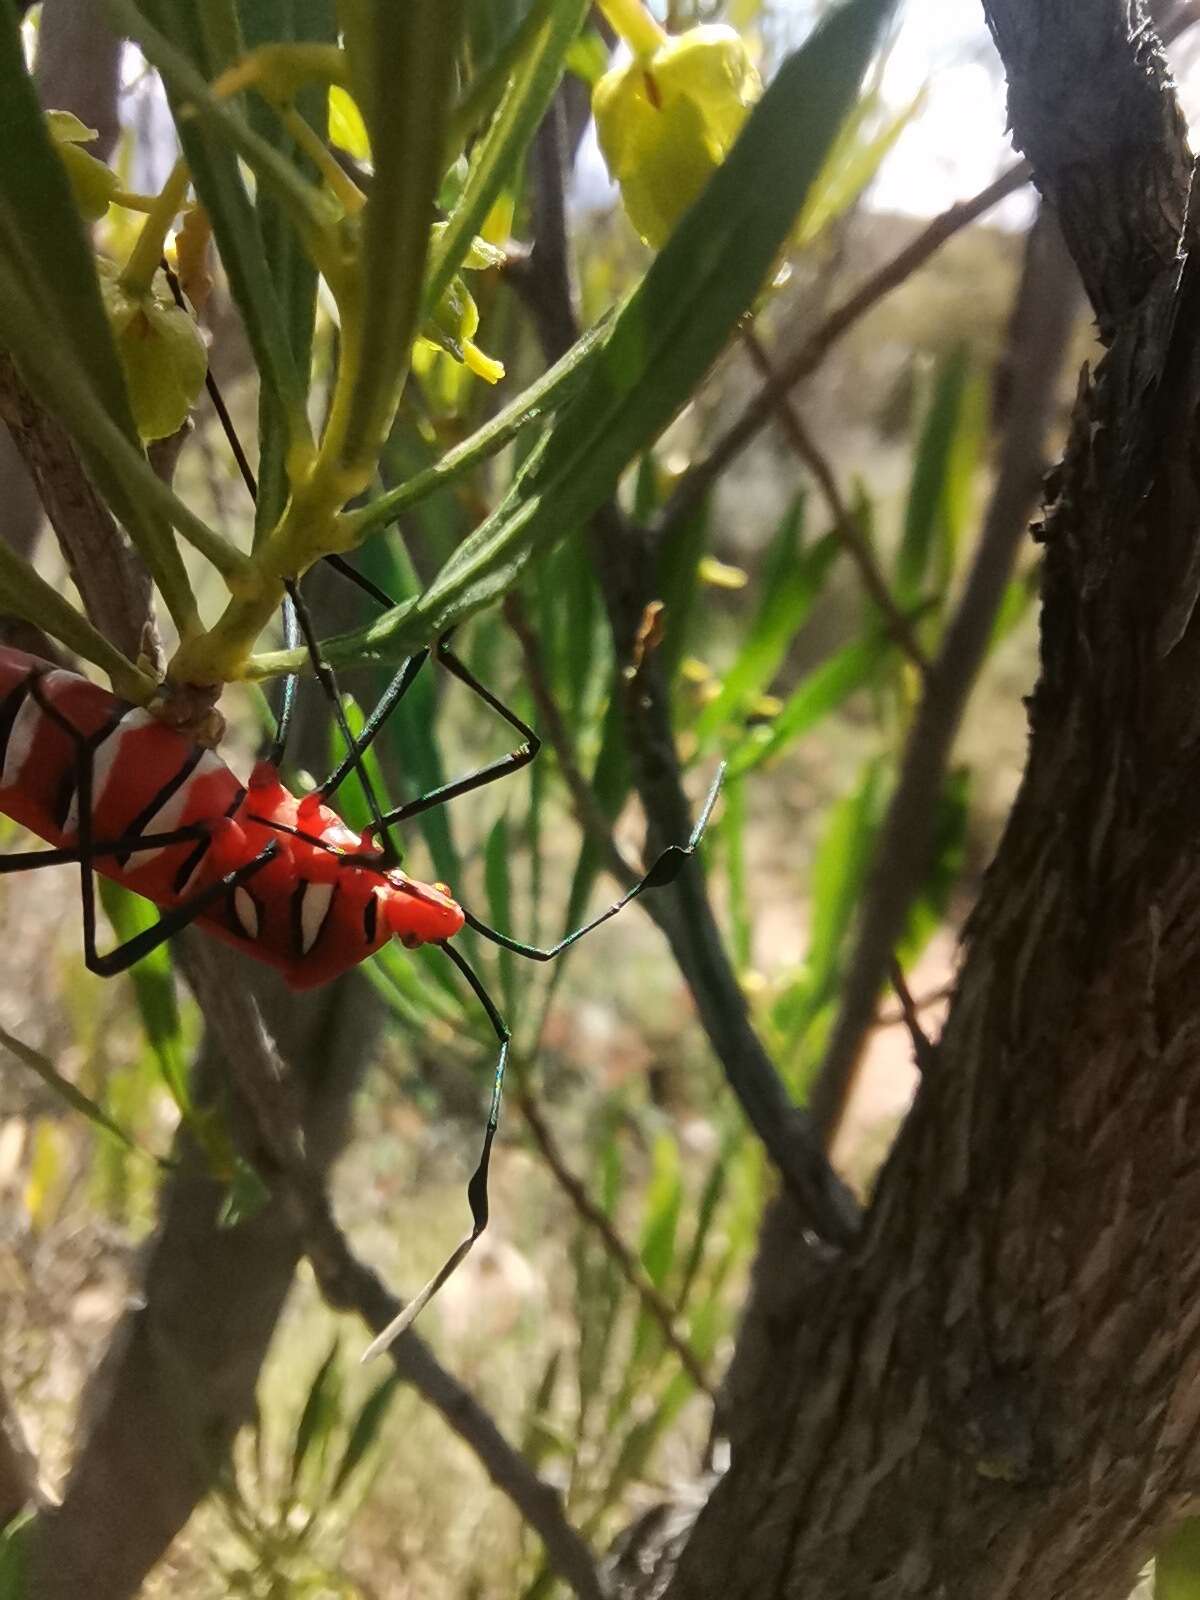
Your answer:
(652, 6), (1200, 1596)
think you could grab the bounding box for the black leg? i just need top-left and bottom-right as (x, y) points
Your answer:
(459, 763), (726, 961)
(284, 576), (403, 865)
(367, 636), (542, 839)
(0, 825), (209, 875)
(317, 646), (429, 802)
(361, 939), (511, 1360)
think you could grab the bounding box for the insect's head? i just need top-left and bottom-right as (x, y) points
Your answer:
(383, 873), (465, 948)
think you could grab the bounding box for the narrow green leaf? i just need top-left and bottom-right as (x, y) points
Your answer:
(895, 344), (971, 607)
(721, 772), (752, 970)
(656, 495), (711, 686)
(0, 1508), (34, 1600)
(293, 0), (900, 671)
(289, 1341), (342, 1496)
(216, 1156), (271, 1227)
(806, 757), (886, 998)
(726, 632), (893, 778)
(330, 1371), (401, 1499)
(639, 1133), (682, 1291)
(242, 0), (335, 537)
(340, 0), (463, 468)
(426, 0), (589, 309)
(795, 86), (924, 247)
(694, 518), (841, 750)
(98, 879), (190, 1115)
(0, 1025), (158, 1162)
(484, 812), (516, 1011)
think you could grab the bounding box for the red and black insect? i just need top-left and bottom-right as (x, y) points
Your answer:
(0, 597), (719, 1344)
(0, 278), (720, 1344)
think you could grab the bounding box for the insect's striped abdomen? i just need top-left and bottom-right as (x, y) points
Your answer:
(0, 646), (465, 990)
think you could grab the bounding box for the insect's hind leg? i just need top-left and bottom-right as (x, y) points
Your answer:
(456, 763), (726, 962)
(366, 635), (543, 839)
(361, 939), (510, 1359)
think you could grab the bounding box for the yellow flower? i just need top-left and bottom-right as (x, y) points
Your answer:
(97, 260), (208, 441)
(418, 227), (507, 385)
(592, 25), (760, 249)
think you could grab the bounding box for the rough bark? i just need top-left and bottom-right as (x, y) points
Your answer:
(653, 8), (1200, 1597)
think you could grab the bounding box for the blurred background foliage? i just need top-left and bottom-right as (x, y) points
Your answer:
(0, 0), (1124, 1594)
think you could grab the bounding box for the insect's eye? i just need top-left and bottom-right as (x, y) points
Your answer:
(401, 931), (421, 950)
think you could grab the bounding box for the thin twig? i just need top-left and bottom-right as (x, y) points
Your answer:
(738, 327), (929, 674)
(654, 161), (1032, 544)
(886, 957), (938, 1075)
(873, 980), (953, 1029)
(182, 943), (606, 1600)
(516, 1084), (717, 1403)
(807, 207), (1084, 1146)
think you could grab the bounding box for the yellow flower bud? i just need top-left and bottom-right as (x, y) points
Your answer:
(417, 226), (506, 385)
(592, 24), (760, 249)
(97, 260), (208, 441)
(46, 110), (119, 223)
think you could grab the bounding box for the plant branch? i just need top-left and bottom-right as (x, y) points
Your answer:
(807, 205), (1083, 1146)
(0, 353), (154, 667)
(180, 943), (606, 1600)
(516, 103), (859, 1248)
(654, 161), (1031, 544)
(738, 326), (929, 674)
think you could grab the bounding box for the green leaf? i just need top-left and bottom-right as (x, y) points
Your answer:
(289, 1340), (342, 1498)
(340, 0), (464, 467)
(217, 1156), (272, 1228)
(721, 772), (752, 970)
(656, 494), (711, 686)
(676, 1138), (732, 1309)
(895, 344), (971, 608)
(693, 513), (840, 750)
(242, 0), (335, 537)
(1158, 1519), (1200, 1600)
(427, 0), (588, 309)
(0, 1024), (159, 1164)
(795, 85), (924, 248)
(324, 693), (394, 855)
(484, 812), (516, 1011)
(330, 1371), (402, 1500)
(300, 0), (900, 670)
(0, 1508), (34, 1600)
(726, 631), (894, 778)
(639, 1133), (682, 1291)
(98, 879), (190, 1116)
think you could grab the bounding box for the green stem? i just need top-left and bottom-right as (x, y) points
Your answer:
(280, 105), (364, 214)
(120, 158), (191, 297)
(0, 541), (156, 701)
(597, 0), (665, 56)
